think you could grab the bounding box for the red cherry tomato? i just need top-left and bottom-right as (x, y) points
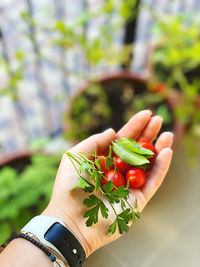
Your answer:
(96, 155), (113, 173)
(137, 140), (155, 154)
(113, 155), (131, 174)
(138, 139), (156, 166)
(126, 168), (146, 189)
(102, 170), (126, 190)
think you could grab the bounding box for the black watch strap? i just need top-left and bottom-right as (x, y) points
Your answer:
(44, 223), (86, 267)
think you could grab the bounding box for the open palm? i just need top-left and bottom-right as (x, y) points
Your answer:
(43, 110), (173, 258)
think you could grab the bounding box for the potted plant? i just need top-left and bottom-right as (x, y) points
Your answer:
(148, 14), (200, 141)
(0, 151), (60, 245)
(64, 70), (183, 145)
(46, 1), (182, 145)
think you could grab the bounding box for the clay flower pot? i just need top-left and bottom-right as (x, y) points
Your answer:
(64, 70), (184, 147)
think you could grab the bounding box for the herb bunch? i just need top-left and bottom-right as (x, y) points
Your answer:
(66, 138), (154, 235)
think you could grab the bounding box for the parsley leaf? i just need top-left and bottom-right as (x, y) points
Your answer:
(72, 176), (94, 193)
(117, 218), (129, 234)
(102, 181), (114, 193)
(83, 194), (109, 226)
(79, 161), (90, 171)
(121, 199), (126, 211)
(110, 186), (129, 199)
(118, 208), (133, 223)
(105, 159), (113, 170)
(108, 219), (117, 234)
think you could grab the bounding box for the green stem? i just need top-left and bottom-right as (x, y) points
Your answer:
(67, 154), (81, 176)
(99, 187), (118, 217)
(66, 152), (81, 165)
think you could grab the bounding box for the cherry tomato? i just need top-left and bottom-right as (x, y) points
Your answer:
(113, 155), (131, 174)
(102, 170), (126, 190)
(126, 168), (146, 189)
(137, 140), (155, 154)
(138, 139), (156, 166)
(96, 155), (113, 173)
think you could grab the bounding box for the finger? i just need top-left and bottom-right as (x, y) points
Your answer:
(141, 148), (173, 201)
(155, 132), (174, 153)
(69, 128), (116, 154)
(117, 110), (152, 139)
(138, 115), (163, 142)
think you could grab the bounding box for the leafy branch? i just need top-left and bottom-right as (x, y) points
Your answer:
(66, 138), (152, 234)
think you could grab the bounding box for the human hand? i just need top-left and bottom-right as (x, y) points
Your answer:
(42, 110), (173, 258)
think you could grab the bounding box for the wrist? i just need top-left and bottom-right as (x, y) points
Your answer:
(41, 206), (91, 258)
(1, 238), (52, 267)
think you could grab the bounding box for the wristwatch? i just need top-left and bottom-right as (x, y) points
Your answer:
(21, 216), (86, 267)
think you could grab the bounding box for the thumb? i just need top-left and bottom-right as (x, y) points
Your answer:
(69, 128), (116, 155)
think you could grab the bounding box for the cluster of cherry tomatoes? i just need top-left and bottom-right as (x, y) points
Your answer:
(98, 140), (156, 190)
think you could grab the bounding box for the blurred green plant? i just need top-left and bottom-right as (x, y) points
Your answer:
(0, 153), (60, 245)
(0, 50), (25, 101)
(66, 78), (173, 142)
(65, 83), (112, 141)
(151, 14), (200, 139)
(130, 91), (173, 125)
(50, 0), (137, 78)
(0, 0), (139, 99)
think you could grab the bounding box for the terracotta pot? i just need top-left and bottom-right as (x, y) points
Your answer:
(64, 70), (185, 148)
(0, 151), (32, 171)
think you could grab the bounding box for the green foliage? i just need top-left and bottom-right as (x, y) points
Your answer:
(83, 194), (109, 226)
(66, 80), (174, 142)
(66, 148), (140, 235)
(112, 141), (150, 167)
(0, 1), (139, 100)
(151, 14), (200, 138)
(117, 138), (154, 157)
(0, 154), (60, 245)
(126, 91), (173, 126)
(0, 50), (25, 101)
(65, 83), (112, 141)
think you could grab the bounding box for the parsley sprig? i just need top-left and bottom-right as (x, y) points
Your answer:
(66, 145), (140, 235)
(66, 138), (153, 234)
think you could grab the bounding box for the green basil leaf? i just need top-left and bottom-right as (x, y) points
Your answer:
(138, 163), (151, 169)
(112, 142), (149, 166)
(118, 138), (154, 157)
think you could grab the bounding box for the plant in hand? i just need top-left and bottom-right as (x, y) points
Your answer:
(66, 137), (155, 235)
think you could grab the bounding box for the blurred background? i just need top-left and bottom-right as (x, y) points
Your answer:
(0, 0), (200, 266)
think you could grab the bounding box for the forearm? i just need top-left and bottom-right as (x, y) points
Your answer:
(0, 239), (52, 267)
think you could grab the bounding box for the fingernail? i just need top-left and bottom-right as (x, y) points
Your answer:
(103, 128), (114, 134)
(168, 132), (174, 139)
(154, 115), (163, 122)
(148, 109), (153, 116)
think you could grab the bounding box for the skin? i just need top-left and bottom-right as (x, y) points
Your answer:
(0, 110), (173, 266)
